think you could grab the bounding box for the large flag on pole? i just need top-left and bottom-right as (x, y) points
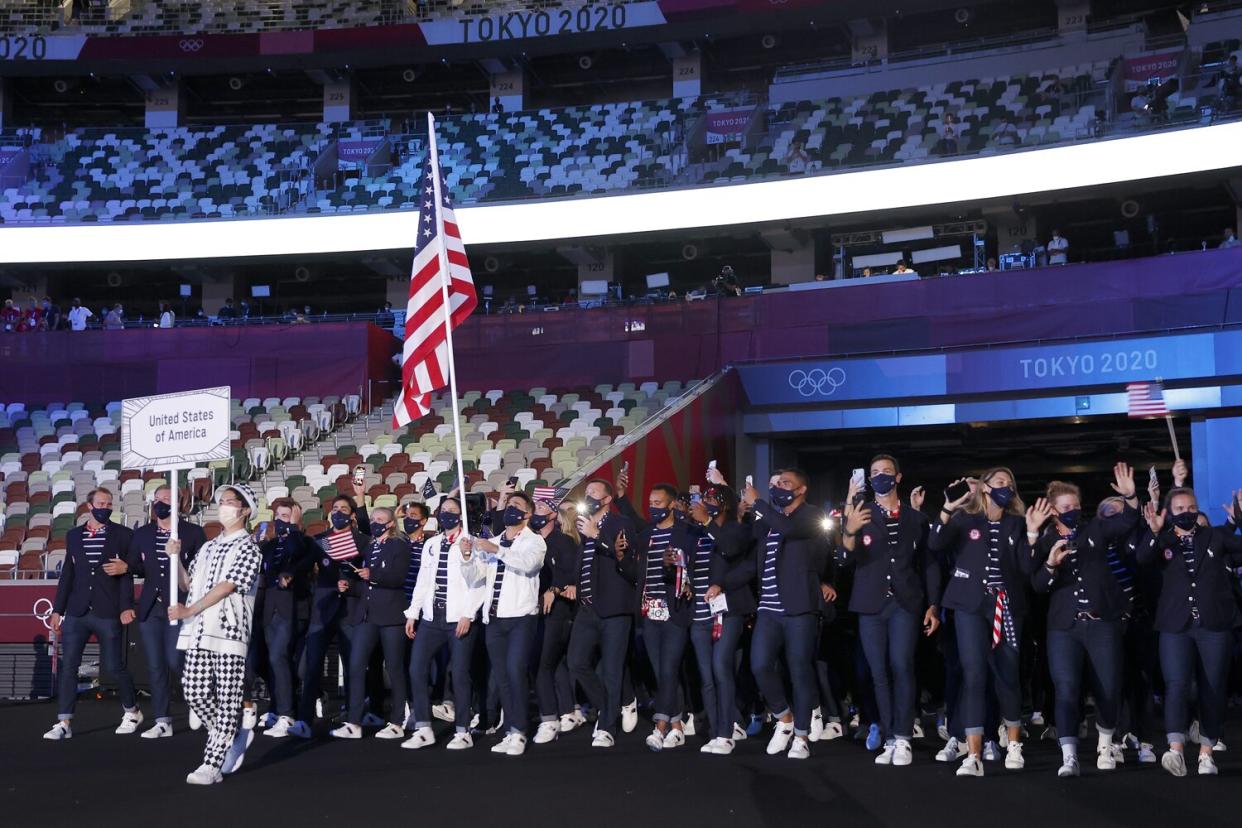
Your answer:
(394, 125), (478, 428)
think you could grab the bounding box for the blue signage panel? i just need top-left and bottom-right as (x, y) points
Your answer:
(946, 333), (1217, 395)
(736, 354), (946, 406)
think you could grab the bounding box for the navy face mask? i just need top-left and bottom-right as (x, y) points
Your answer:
(153, 501), (173, 520)
(529, 514), (551, 531)
(648, 507), (670, 524)
(91, 507), (113, 525)
(584, 495), (604, 515)
(369, 522), (390, 538)
(870, 473), (897, 495)
(705, 503), (721, 517)
(988, 486), (1015, 508)
(437, 511), (461, 531)
(1058, 509), (1081, 530)
(502, 506), (526, 527)
(769, 486), (796, 508)
(1170, 511), (1199, 532)
(330, 511), (352, 530)
(274, 519), (294, 537)
(403, 517), (423, 534)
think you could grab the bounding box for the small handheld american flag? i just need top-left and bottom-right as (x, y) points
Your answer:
(323, 531), (360, 562)
(1126, 381), (1170, 418)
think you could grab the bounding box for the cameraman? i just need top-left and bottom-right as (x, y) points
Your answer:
(712, 266), (743, 298)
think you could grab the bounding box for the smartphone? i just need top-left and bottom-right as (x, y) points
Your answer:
(352, 464), (366, 486)
(944, 480), (970, 503)
(621, 460), (629, 476)
(1148, 466), (1158, 488)
(506, 475), (519, 488)
(254, 521), (269, 542)
(575, 502), (589, 516)
(707, 459), (717, 479)
(850, 468), (865, 489)
(745, 474), (754, 489)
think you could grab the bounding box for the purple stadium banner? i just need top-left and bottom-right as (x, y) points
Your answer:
(705, 106), (755, 144)
(1122, 51), (1181, 90)
(338, 138), (384, 168)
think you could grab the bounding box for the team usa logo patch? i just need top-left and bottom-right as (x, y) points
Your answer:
(862, 535), (873, 547)
(1163, 548), (1174, 561)
(969, 529), (982, 541)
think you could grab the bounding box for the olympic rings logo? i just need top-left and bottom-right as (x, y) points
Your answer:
(33, 598), (53, 630)
(788, 367), (846, 397)
(179, 39), (204, 52)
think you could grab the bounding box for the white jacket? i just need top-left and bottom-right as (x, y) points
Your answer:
(405, 532), (486, 623)
(176, 529), (262, 657)
(461, 526), (547, 623)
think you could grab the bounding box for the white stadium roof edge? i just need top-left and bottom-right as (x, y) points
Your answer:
(1, 120), (1239, 265)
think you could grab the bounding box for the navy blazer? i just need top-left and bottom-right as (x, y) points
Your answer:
(343, 536), (413, 626)
(705, 519), (757, 617)
(129, 520), (207, 622)
(258, 531), (317, 623)
(637, 518), (700, 628)
(541, 528), (581, 600)
(1031, 506), (1141, 628)
(929, 510), (1037, 618)
(750, 500), (829, 617)
(580, 510), (641, 618)
(1136, 525), (1242, 633)
(53, 523), (135, 619)
(838, 500), (938, 616)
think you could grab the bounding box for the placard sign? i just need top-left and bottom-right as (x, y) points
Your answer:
(122, 386), (231, 470)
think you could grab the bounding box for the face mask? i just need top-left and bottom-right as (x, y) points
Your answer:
(330, 511), (352, 530)
(648, 507), (670, 524)
(437, 511), (461, 531)
(403, 517), (423, 534)
(153, 501), (172, 520)
(1170, 511), (1199, 532)
(90, 507), (112, 524)
(529, 514), (551, 531)
(870, 473), (897, 495)
(370, 522), (390, 537)
(274, 519), (294, 537)
(988, 486), (1015, 508)
(1058, 509), (1081, 530)
(502, 506), (526, 527)
(769, 486), (795, 508)
(584, 495), (604, 515)
(705, 503), (721, 517)
(218, 504), (243, 526)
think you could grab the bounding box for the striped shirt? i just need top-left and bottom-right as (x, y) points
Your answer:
(150, 528), (171, 605)
(692, 532), (714, 622)
(644, 527), (673, 601)
(759, 529), (783, 614)
(984, 521), (1004, 590)
(491, 536), (512, 612)
(880, 505), (900, 598)
(1062, 532), (1093, 614)
(404, 535), (425, 600)
(433, 540), (451, 605)
(1178, 533), (1198, 614)
(1104, 541), (1136, 612)
(578, 537), (596, 604)
(83, 525), (107, 569)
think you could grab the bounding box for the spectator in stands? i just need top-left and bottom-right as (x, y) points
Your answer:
(42, 297), (62, 331)
(784, 141), (810, 174)
(43, 488), (141, 742)
(18, 297), (44, 332)
(1047, 229), (1070, 265)
(67, 297), (92, 331)
(239, 299), (252, 319)
(158, 302), (175, 329)
(940, 113), (960, 155)
(1217, 55), (1240, 109)
(292, 312), (310, 325)
(986, 257), (999, 272)
(104, 304), (125, 330)
(993, 117), (1020, 147)
(861, 267), (874, 278)
(2, 298), (20, 331)
(1220, 228), (1239, 249)
(893, 260), (915, 276)
(492, 97), (505, 115)
(217, 298), (238, 321)
(377, 301), (396, 328)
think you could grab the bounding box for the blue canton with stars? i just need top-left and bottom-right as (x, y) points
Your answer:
(414, 155), (455, 256)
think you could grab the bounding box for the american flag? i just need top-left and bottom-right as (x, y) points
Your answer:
(394, 116), (478, 428)
(532, 486), (565, 506)
(1126, 381), (1170, 418)
(323, 530), (360, 562)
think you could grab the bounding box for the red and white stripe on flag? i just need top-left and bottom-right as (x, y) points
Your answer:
(1126, 381), (1170, 418)
(532, 486), (559, 504)
(394, 123), (478, 429)
(324, 530), (359, 561)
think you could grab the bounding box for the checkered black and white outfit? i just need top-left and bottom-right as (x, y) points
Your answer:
(177, 529), (262, 771)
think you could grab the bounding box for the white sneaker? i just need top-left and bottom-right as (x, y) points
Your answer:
(788, 736), (810, 760)
(1096, 745), (1117, 770)
(400, 726), (435, 750)
(221, 727), (254, 775)
(682, 713), (696, 737)
(912, 721), (925, 740)
(1057, 757), (1080, 777)
(504, 733), (527, 756)
(711, 738), (735, 755)
(484, 711), (504, 736)
(43, 721), (72, 741)
(1004, 741), (1025, 770)
(330, 723), (362, 739)
(362, 711), (385, 727)
(1214, 740), (1227, 753)
(766, 721), (794, 755)
(288, 720), (312, 739)
(1161, 749), (1187, 777)
(185, 763), (223, 786)
(875, 742), (895, 765)
(1198, 752), (1218, 776)
(560, 710), (586, 733)
(621, 700), (638, 733)
(432, 702), (456, 722)
(732, 722), (750, 741)
(115, 710), (144, 735)
(936, 737), (966, 762)
(1030, 710), (1045, 727)
(1138, 743), (1157, 764)
(892, 738), (913, 766)
(315, 697), (324, 720)
(809, 707), (825, 742)
(956, 755), (984, 777)
(591, 729), (615, 748)
(241, 705), (258, 731)
(662, 728), (685, 749)
(189, 710), (201, 731)
(1189, 720), (1201, 744)
(492, 733), (517, 754)
(375, 723), (405, 740)
(259, 711), (277, 729)
(821, 721), (844, 741)
(264, 716), (294, 738)
(141, 721), (173, 739)
(982, 740), (1002, 761)
(645, 728), (665, 752)
(534, 721), (560, 744)
(700, 737), (723, 754)
(998, 724), (1009, 748)
(446, 732), (473, 750)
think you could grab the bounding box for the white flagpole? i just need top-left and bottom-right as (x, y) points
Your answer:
(168, 467), (179, 626)
(426, 112), (471, 538)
